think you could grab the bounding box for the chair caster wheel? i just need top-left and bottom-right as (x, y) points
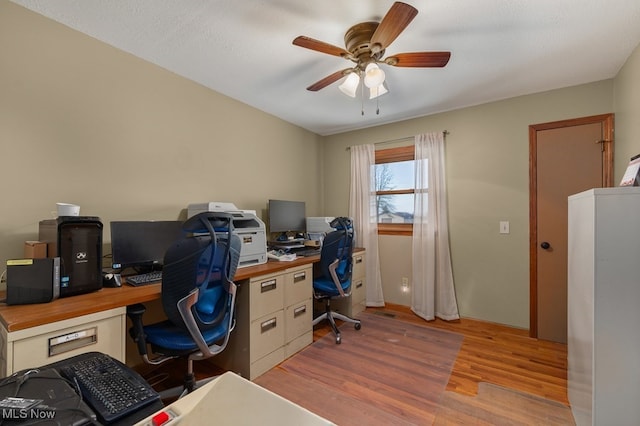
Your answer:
(336, 335), (341, 344)
(354, 322), (361, 330)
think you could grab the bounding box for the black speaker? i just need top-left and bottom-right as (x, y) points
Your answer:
(39, 216), (103, 297)
(6, 257), (60, 305)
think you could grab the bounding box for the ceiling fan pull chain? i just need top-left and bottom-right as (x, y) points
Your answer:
(361, 80), (365, 116)
(376, 96), (380, 115)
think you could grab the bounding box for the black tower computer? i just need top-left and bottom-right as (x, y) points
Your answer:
(39, 216), (103, 297)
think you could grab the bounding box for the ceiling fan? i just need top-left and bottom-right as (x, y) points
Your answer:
(292, 1), (451, 97)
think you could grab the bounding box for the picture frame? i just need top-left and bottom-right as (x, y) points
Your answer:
(619, 154), (640, 186)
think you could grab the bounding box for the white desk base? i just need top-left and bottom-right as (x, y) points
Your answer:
(134, 371), (334, 426)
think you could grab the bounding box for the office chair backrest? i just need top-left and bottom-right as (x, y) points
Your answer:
(162, 212), (241, 332)
(318, 217), (354, 285)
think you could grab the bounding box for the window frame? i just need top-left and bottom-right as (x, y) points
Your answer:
(375, 145), (415, 236)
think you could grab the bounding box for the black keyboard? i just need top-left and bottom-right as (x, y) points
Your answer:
(59, 352), (160, 424)
(294, 247), (321, 257)
(126, 271), (162, 286)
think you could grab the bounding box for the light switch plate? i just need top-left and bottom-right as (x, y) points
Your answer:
(500, 221), (510, 234)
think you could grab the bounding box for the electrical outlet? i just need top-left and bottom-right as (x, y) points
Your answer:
(401, 277), (408, 286)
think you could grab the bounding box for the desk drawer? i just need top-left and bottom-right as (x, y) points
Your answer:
(10, 312), (125, 373)
(250, 347), (285, 380)
(250, 273), (284, 321)
(284, 266), (312, 307)
(352, 253), (365, 280)
(250, 310), (285, 363)
(351, 278), (365, 305)
(285, 331), (312, 358)
(285, 298), (312, 342)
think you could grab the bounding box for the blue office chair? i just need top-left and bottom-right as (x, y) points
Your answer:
(312, 217), (361, 344)
(127, 212), (241, 399)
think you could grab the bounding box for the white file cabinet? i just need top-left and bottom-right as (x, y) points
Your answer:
(0, 307), (126, 377)
(215, 264), (313, 380)
(568, 188), (640, 425)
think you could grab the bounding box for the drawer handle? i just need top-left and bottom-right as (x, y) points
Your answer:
(49, 327), (97, 356)
(293, 272), (306, 282)
(261, 279), (277, 293)
(355, 280), (363, 289)
(260, 318), (277, 333)
(293, 305), (307, 317)
(355, 256), (363, 264)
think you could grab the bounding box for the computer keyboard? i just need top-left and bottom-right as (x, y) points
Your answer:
(126, 271), (162, 286)
(59, 352), (160, 425)
(294, 247), (321, 257)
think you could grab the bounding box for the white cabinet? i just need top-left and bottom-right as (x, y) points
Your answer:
(568, 188), (640, 425)
(214, 264), (313, 380)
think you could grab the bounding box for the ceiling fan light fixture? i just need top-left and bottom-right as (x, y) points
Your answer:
(338, 72), (360, 97)
(369, 83), (388, 99)
(364, 63), (385, 88)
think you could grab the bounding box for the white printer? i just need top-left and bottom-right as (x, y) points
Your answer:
(306, 217), (336, 234)
(306, 217), (336, 245)
(187, 202), (267, 268)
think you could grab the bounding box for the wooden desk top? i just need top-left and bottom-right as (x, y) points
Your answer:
(233, 254), (318, 281)
(0, 255), (319, 333)
(0, 249), (362, 333)
(0, 283), (161, 332)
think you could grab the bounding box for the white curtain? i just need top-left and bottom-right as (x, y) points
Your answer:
(411, 133), (459, 321)
(349, 144), (384, 307)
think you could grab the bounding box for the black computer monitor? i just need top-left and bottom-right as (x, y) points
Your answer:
(110, 221), (184, 271)
(268, 199), (306, 237)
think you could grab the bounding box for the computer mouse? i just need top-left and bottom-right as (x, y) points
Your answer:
(102, 272), (122, 288)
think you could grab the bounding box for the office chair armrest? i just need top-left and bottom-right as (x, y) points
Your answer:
(328, 259), (347, 297)
(177, 283), (237, 360)
(126, 304), (149, 356)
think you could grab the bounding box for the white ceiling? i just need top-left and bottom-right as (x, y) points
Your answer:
(11, 0), (640, 136)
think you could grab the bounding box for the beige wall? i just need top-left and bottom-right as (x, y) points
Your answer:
(0, 1), (322, 275)
(614, 42), (640, 175)
(324, 39), (640, 329)
(323, 81), (618, 328)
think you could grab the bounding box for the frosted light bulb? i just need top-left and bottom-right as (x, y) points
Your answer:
(364, 63), (385, 88)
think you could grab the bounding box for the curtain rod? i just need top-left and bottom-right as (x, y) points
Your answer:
(346, 130), (449, 151)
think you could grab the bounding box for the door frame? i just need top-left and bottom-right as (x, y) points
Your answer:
(528, 113), (614, 338)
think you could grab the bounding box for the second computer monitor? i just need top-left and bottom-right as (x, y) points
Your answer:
(268, 199), (306, 237)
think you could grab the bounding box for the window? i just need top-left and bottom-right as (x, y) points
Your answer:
(375, 145), (416, 236)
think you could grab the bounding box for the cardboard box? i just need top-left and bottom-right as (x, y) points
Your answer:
(24, 241), (47, 259)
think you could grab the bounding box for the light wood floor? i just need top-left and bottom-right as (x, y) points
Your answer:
(151, 302), (570, 423)
(357, 303), (569, 405)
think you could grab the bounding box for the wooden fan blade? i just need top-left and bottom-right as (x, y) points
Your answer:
(370, 2), (418, 51)
(293, 36), (351, 58)
(306, 69), (351, 91)
(386, 51), (451, 67)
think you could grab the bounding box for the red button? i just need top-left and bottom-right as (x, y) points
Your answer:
(152, 411), (170, 426)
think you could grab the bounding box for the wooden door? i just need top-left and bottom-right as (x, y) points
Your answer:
(529, 114), (613, 343)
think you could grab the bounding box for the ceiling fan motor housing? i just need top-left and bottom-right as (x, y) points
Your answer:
(344, 22), (384, 68)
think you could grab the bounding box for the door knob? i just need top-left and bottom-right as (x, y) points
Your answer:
(540, 241), (551, 249)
